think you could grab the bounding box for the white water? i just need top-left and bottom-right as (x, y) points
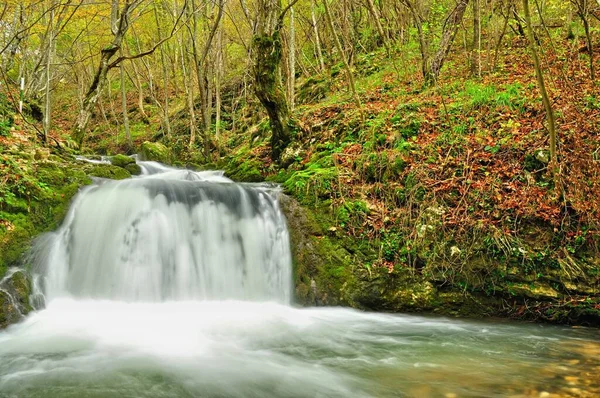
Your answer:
(0, 160), (599, 397)
(38, 163), (291, 303)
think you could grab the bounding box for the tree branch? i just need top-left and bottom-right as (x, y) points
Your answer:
(107, 0), (189, 70)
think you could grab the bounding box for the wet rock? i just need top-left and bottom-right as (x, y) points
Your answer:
(110, 154), (141, 175)
(0, 269), (32, 329)
(125, 163), (141, 175)
(280, 194), (356, 306)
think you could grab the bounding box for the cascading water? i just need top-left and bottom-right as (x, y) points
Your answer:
(0, 159), (599, 398)
(38, 162), (291, 303)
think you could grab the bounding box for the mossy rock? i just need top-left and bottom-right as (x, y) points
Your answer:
(0, 290), (19, 329)
(280, 195), (364, 306)
(0, 270), (32, 329)
(0, 220), (31, 271)
(125, 163), (142, 175)
(110, 154), (135, 168)
(225, 160), (265, 182)
(508, 282), (560, 300)
(84, 164), (131, 180)
(140, 141), (171, 163)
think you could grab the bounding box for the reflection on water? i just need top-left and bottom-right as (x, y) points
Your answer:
(0, 299), (598, 398)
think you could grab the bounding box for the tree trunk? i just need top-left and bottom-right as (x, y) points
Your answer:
(471, 0), (481, 76)
(119, 48), (131, 148)
(153, 4), (171, 137)
(72, 0), (140, 147)
(522, 0), (558, 187)
(252, 0), (296, 162)
(73, 44), (120, 146)
(288, 6), (296, 111)
(310, 0), (325, 72)
(322, 0), (361, 111)
(43, 5), (54, 144)
(365, 0), (390, 54)
(215, 26), (223, 137)
(253, 29), (291, 161)
(425, 0), (470, 86)
(577, 1), (595, 80)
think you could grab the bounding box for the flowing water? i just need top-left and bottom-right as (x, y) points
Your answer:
(0, 161), (598, 398)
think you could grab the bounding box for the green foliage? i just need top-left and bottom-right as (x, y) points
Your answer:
(391, 106), (421, 140)
(283, 163), (337, 205)
(459, 82), (525, 111)
(297, 75), (331, 104)
(0, 120), (12, 137)
(336, 200), (369, 228)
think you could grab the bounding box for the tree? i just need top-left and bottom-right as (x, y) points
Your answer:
(252, 0), (298, 162)
(72, 0), (185, 147)
(72, 0), (145, 147)
(571, 0), (594, 79)
(403, 0), (470, 86)
(522, 0), (558, 188)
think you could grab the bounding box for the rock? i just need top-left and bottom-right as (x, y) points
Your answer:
(140, 141), (170, 163)
(509, 282), (560, 299)
(225, 160), (264, 182)
(109, 155), (141, 176)
(110, 154), (135, 168)
(280, 142), (304, 168)
(84, 164), (131, 180)
(125, 163), (142, 175)
(279, 194), (356, 306)
(0, 269), (32, 329)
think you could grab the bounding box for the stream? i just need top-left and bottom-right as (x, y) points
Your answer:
(0, 161), (598, 397)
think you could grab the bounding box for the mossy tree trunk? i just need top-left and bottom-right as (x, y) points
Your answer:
(252, 0), (297, 162)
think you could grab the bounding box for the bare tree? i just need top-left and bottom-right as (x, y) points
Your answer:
(571, 0), (594, 79)
(72, 0), (186, 147)
(522, 0), (558, 187)
(73, 0), (145, 147)
(322, 0), (361, 110)
(403, 0), (470, 86)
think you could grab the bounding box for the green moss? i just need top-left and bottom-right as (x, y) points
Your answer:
(125, 163), (142, 175)
(9, 271), (31, 310)
(141, 141), (171, 163)
(110, 154), (135, 168)
(84, 164), (131, 180)
(225, 160), (264, 182)
(0, 220), (31, 270)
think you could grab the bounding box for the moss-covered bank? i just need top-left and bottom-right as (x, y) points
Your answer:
(0, 146), (135, 328)
(279, 193), (600, 326)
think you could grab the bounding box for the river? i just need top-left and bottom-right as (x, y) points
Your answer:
(0, 161), (598, 397)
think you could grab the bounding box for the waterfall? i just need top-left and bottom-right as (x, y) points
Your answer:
(33, 161), (292, 303)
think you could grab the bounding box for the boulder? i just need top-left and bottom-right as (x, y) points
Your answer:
(140, 141), (170, 163)
(0, 269), (32, 329)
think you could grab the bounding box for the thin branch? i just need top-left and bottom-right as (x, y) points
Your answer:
(107, 0), (189, 69)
